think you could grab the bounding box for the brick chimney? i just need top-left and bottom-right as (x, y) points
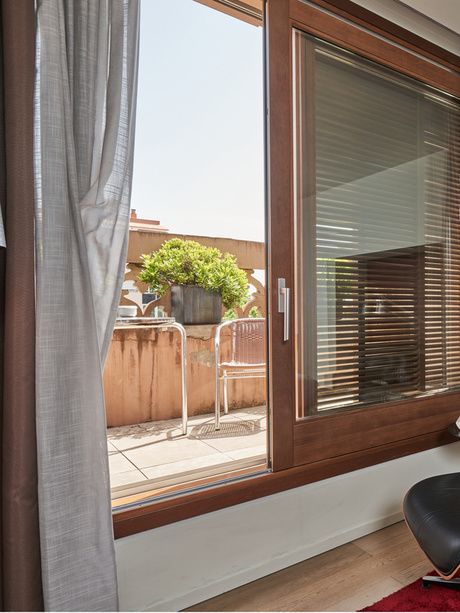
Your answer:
(130, 208), (137, 220)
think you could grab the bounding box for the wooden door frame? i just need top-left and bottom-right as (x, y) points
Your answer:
(266, 0), (295, 470)
(268, 0), (460, 471)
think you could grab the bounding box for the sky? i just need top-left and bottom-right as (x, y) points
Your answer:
(131, 0), (265, 243)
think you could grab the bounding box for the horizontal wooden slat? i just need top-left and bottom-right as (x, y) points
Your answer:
(294, 390), (460, 465)
(295, 29), (460, 417)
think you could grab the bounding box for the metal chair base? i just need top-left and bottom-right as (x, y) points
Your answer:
(422, 575), (460, 590)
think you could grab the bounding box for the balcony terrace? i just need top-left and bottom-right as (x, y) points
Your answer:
(105, 228), (267, 498)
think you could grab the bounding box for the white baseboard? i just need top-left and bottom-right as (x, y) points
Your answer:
(146, 511), (403, 612)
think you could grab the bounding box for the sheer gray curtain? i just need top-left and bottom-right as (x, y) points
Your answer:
(0, 209), (4, 247)
(35, 1), (139, 610)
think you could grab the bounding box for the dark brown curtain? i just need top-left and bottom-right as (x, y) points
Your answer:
(0, 1), (43, 610)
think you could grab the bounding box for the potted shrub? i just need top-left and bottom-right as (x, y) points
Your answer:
(139, 238), (249, 325)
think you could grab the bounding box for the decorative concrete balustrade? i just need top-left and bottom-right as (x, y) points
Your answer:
(119, 229), (266, 318)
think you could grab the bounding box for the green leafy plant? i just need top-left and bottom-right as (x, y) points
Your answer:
(139, 238), (249, 310)
(222, 308), (238, 321)
(248, 306), (261, 318)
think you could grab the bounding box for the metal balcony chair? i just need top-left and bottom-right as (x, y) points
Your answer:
(214, 317), (266, 430)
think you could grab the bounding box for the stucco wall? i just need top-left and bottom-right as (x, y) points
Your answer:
(104, 324), (266, 426)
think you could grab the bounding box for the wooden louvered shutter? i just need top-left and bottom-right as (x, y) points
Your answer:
(294, 36), (460, 418)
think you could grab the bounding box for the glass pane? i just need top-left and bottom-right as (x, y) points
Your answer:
(294, 31), (460, 417)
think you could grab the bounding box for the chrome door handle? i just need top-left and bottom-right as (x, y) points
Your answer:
(283, 287), (290, 342)
(278, 278), (290, 342)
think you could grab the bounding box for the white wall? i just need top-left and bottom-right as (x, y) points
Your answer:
(116, 441), (460, 611)
(397, 0), (460, 36)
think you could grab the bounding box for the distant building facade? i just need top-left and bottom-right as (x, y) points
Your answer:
(129, 209), (169, 233)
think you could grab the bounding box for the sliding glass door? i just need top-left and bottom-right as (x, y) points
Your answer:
(108, 0), (268, 504)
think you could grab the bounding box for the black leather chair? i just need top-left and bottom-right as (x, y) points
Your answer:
(404, 472), (460, 590)
(404, 423), (460, 590)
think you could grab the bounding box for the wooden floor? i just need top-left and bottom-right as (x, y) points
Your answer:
(188, 521), (431, 612)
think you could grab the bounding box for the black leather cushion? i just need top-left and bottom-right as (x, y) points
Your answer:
(404, 473), (460, 576)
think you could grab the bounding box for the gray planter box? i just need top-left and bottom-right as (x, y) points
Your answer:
(171, 285), (222, 325)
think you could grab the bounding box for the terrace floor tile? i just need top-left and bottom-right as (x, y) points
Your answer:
(142, 451), (236, 480)
(108, 406), (268, 494)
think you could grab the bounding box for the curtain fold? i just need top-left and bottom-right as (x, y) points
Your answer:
(0, 210), (4, 248)
(0, 1), (44, 610)
(35, 1), (139, 610)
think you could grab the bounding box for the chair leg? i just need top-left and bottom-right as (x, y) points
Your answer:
(215, 374), (221, 431)
(422, 576), (460, 590)
(224, 372), (229, 415)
